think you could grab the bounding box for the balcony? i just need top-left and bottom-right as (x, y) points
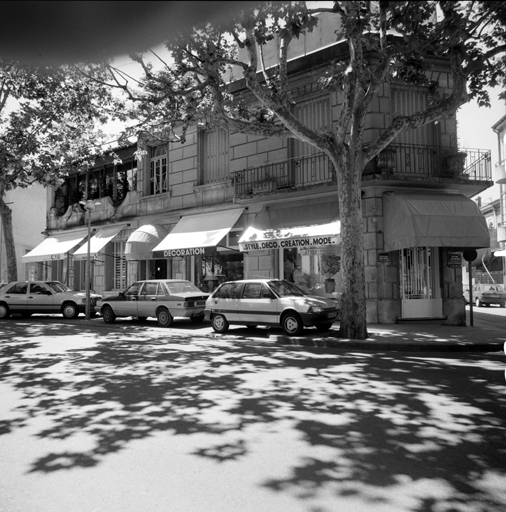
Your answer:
(232, 145), (492, 200)
(232, 153), (336, 199)
(366, 144), (492, 181)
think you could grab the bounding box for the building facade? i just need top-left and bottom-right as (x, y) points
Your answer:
(25, 35), (493, 325)
(490, 113), (506, 277)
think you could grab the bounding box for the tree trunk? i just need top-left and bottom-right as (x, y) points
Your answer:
(0, 193), (18, 282)
(332, 153), (369, 340)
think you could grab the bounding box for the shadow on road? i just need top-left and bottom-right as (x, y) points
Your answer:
(1, 320), (505, 511)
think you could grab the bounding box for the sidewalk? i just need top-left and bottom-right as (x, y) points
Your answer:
(271, 321), (506, 352)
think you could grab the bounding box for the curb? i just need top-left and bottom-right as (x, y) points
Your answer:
(270, 335), (505, 353)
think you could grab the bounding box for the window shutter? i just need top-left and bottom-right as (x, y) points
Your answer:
(113, 241), (126, 290)
(293, 95), (331, 158)
(200, 127), (230, 184)
(392, 86), (432, 146)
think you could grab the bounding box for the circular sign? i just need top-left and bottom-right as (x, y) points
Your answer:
(463, 249), (478, 262)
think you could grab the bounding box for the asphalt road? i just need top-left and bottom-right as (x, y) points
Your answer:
(0, 316), (505, 512)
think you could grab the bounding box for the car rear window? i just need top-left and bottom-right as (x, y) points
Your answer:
(166, 281), (201, 294)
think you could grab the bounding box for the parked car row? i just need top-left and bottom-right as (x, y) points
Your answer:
(0, 278), (340, 335)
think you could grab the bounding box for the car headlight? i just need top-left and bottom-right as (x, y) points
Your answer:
(308, 306), (323, 314)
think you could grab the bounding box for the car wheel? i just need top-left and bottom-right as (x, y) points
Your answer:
(190, 315), (205, 324)
(102, 305), (116, 324)
(316, 322), (333, 332)
(0, 303), (11, 319)
(282, 312), (303, 336)
(157, 308), (173, 327)
(62, 302), (79, 319)
(475, 297), (481, 307)
(212, 314), (229, 333)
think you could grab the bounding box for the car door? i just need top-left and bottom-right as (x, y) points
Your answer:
(137, 282), (160, 318)
(27, 282), (56, 313)
(238, 283), (279, 325)
(2, 282), (28, 313)
(112, 282), (141, 317)
(209, 282), (242, 322)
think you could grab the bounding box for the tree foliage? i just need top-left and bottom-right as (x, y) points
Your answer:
(0, 60), (118, 281)
(101, 1), (506, 338)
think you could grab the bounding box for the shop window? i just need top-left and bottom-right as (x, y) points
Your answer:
(282, 245), (341, 298)
(198, 127), (230, 184)
(150, 145), (168, 195)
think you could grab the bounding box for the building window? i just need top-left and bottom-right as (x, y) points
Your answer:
(150, 145), (168, 195)
(113, 241), (127, 290)
(391, 86), (436, 146)
(198, 127), (230, 184)
(293, 94), (331, 159)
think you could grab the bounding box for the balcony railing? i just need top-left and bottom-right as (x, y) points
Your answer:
(232, 145), (492, 199)
(369, 144), (491, 180)
(233, 153), (336, 199)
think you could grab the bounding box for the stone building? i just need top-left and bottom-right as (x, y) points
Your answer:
(26, 19), (493, 325)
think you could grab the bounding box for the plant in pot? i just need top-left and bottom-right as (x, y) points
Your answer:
(320, 252), (341, 293)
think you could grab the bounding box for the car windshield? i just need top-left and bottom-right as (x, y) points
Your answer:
(46, 281), (71, 293)
(165, 281), (202, 294)
(268, 280), (306, 297)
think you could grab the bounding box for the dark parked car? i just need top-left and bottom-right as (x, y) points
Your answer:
(205, 279), (339, 336)
(96, 279), (209, 327)
(0, 281), (101, 319)
(464, 283), (506, 307)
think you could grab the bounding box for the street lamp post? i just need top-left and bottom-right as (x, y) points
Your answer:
(85, 203), (92, 320)
(80, 199), (98, 321)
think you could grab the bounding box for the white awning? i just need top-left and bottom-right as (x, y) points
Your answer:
(152, 209), (244, 258)
(125, 224), (169, 260)
(73, 226), (124, 259)
(383, 192), (490, 252)
(238, 200), (340, 252)
(22, 231), (87, 263)
(494, 249), (506, 257)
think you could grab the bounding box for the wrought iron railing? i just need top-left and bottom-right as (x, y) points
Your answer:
(232, 153), (336, 198)
(371, 144), (492, 180)
(232, 145), (492, 199)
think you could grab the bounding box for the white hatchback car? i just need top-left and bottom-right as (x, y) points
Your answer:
(205, 279), (340, 336)
(96, 279), (209, 327)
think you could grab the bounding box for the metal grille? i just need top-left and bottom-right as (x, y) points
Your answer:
(400, 247), (436, 299)
(113, 241), (127, 290)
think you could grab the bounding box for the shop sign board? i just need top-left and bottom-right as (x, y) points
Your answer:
(153, 247), (206, 258)
(239, 235), (338, 252)
(447, 251), (462, 268)
(377, 252), (390, 263)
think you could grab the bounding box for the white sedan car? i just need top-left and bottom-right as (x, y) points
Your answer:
(96, 279), (209, 327)
(205, 279), (340, 335)
(0, 281), (101, 319)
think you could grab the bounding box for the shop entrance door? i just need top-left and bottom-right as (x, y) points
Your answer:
(400, 247), (443, 318)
